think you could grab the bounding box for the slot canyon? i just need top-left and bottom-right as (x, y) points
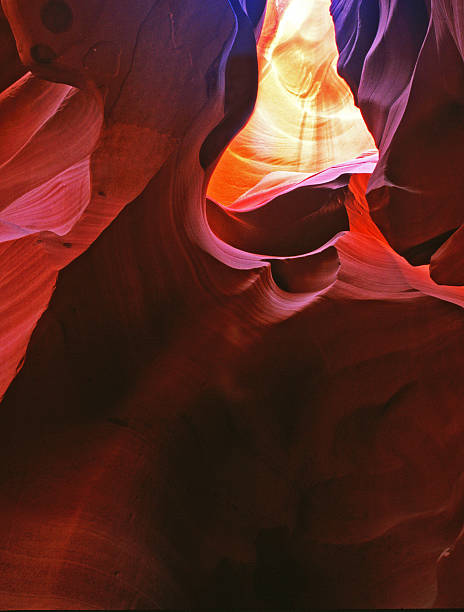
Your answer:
(0, 0), (464, 608)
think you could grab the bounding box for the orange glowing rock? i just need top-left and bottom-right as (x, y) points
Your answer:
(3, 1), (464, 609)
(207, 0), (375, 205)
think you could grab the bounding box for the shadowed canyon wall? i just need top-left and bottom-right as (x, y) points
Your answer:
(0, 0), (464, 609)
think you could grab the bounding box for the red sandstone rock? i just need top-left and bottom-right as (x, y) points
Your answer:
(0, 0), (464, 609)
(332, 0), (464, 270)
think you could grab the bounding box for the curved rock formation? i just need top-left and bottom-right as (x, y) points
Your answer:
(332, 0), (464, 278)
(208, 0), (375, 205)
(0, 0), (464, 609)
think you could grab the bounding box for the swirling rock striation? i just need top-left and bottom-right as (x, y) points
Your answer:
(0, 0), (463, 609)
(332, 0), (464, 282)
(208, 0), (375, 205)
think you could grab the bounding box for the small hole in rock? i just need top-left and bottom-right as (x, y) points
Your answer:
(30, 44), (57, 64)
(41, 1), (74, 34)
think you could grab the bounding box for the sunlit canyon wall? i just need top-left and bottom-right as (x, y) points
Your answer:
(207, 0), (375, 204)
(1, 0), (464, 609)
